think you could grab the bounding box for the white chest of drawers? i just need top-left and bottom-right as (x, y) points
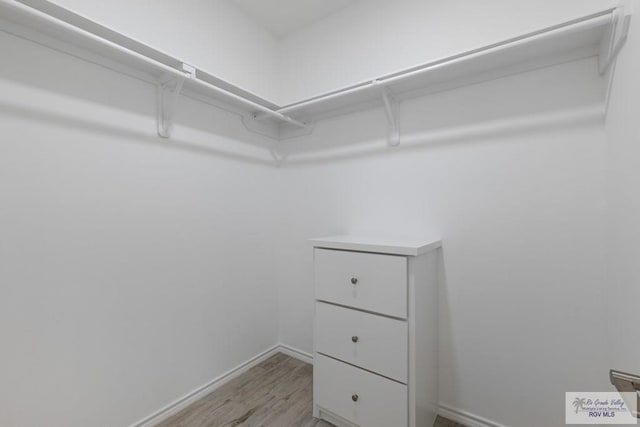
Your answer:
(310, 235), (441, 427)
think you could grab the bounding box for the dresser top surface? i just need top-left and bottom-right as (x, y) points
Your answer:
(309, 235), (441, 256)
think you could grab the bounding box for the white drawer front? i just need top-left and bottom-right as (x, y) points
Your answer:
(314, 249), (407, 318)
(315, 302), (408, 383)
(315, 353), (407, 427)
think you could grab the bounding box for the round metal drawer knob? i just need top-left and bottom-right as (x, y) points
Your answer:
(350, 277), (358, 284)
(352, 394), (359, 402)
(352, 336), (359, 343)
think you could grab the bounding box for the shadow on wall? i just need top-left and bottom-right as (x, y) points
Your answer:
(0, 101), (273, 167)
(437, 247), (458, 406)
(279, 104), (605, 167)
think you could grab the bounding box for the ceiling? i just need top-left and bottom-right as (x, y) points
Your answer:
(229, 0), (356, 39)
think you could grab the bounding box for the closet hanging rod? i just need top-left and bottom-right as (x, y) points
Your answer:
(0, 0), (306, 128)
(275, 8), (617, 115)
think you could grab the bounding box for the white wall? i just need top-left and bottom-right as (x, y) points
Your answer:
(605, 0), (640, 376)
(47, 0), (282, 103)
(0, 30), (280, 427)
(275, 55), (611, 426)
(278, 0), (617, 104)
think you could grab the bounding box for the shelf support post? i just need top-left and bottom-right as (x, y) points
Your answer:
(157, 63), (196, 138)
(374, 80), (400, 146)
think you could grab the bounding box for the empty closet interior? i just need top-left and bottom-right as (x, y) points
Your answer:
(1, 0), (639, 426)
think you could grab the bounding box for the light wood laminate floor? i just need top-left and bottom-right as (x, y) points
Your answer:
(157, 353), (464, 427)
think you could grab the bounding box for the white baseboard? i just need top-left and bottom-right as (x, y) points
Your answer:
(277, 343), (314, 364)
(438, 403), (508, 427)
(130, 344), (313, 427)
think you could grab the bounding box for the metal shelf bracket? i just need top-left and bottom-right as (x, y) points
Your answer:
(374, 80), (400, 146)
(157, 63), (196, 138)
